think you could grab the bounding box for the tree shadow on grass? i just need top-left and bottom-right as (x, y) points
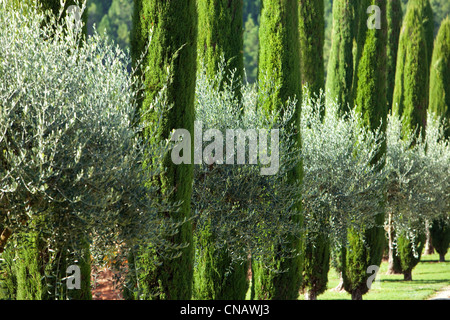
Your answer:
(380, 278), (449, 285)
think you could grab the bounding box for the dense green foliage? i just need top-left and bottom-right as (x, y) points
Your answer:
(409, 0), (435, 68)
(298, 0), (326, 299)
(429, 17), (450, 137)
(430, 217), (450, 262)
(387, 0), (403, 111)
(342, 0), (388, 300)
(325, 0), (355, 112)
(392, 2), (432, 281)
(2, 0), (449, 302)
(428, 17), (450, 263)
(298, 0), (324, 97)
(0, 1), (173, 300)
(193, 0), (249, 300)
(2, 0), (92, 300)
(252, 0), (303, 300)
(197, 0), (244, 85)
(96, 0), (133, 50)
(392, 5), (429, 138)
(130, 0), (197, 300)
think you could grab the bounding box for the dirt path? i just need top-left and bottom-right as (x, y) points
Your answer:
(428, 285), (450, 300)
(91, 268), (123, 300)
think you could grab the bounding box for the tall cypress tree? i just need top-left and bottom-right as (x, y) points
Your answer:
(386, 0), (403, 111)
(409, 0), (434, 68)
(391, 3), (430, 281)
(193, 0), (249, 300)
(385, 0), (403, 275)
(197, 0), (244, 87)
(342, 0), (388, 300)
(130, 0), (197, 300)
(298, 0), (324, 98)
(325, 0), (356, 113)
(429, 16), (450, 146)
(252, 0), (303, 300)
(428, 17), (450, 263)
(298, 0), (328, 301)
(392, 5), (429, 138)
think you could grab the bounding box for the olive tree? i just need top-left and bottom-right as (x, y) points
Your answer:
(192, 62), (303, 300)
(300, 92), (387, 299)
(0, 2), (176, 299)
(385, 112), (450, 280)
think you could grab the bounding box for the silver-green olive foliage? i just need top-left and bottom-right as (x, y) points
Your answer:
(0, 2), (176, 261)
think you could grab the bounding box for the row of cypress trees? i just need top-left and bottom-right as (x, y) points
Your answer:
(3, 0), (448, 300)
(323, 0), (449, 297)
(128, 0), (450, 300)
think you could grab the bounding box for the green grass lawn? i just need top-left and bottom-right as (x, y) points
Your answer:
(312, 252), (450, 300)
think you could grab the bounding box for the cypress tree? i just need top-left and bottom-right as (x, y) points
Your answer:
(193, 0), (249, 300)
(392, 5), (429, 138)
(252, 0), (303, 300)
(385, 0), (403, 275)
(197, 0), (244, 88)
(301, 222), (330, 300)
(342, 0), (388, 300)
(298, 0), (324, 98)
(409, 0), (434, 68)
(130, 0), (197, 300)
(325, 0), (358, 291)
(430, 217), (450, 262)
(386, 0), (403, 111)
(428, 17), (450, 263)
(391, 4), (430, 281)
(325, 0), (356, 113)
(298, 0), (328, 300)
(429, 16), (450, 142)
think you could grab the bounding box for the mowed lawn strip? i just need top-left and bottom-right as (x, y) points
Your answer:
(314, 252), (450, 300)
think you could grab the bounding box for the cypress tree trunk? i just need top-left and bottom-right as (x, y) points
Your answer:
(252, 0), (303, 300)
(194, 0), (249, 300)
(298, 0), (324, 98)
(325, 0), (356, 112)
(131, 0), (197, 300)
(343, 0), (388, 300)
(392, 3), (431, 281)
